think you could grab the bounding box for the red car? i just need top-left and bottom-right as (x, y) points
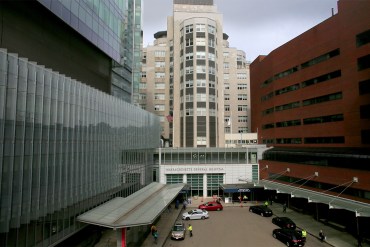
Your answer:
(198, 201), (223, 211)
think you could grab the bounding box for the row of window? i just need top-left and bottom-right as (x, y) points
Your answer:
(262, 92), (342, 115)
(264, 149), (369, 171)
(180, 108), (217, 116)
(224, 83), (248, 90)
(183, 24), (216, 34)
(224, 126), (250, 133)
(261, 49), (340, 87)
(262, 114), (344, 129)
(263, 136), (345, 145)
(182, 66), (216, 75)
(262, 70), (341, 101)
(224, 105), (248, 112)
(183, 80), (216, 88)
(224, 116), (248, 123)
(185, 52), (216, 61)
(224, 94), (248, 101)
(180, 94), (216, 103)
(260, 31), (369, 88)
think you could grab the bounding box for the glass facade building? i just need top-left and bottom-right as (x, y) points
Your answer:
(37, 0), (143, 103)
(37, 0), (125, 62)
(0, 49), (160, 246)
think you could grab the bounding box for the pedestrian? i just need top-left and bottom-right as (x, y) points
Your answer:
(319, 230), (325, 242)
(301, 229), (307, 239)
(188, 224), (193, 237)
(150, 224), (157, 236)
(283, 202), (287, 213)
(153, 230), (158, 244)
(188, 197), (192, 205)
(243, 195), (248, 202)
(175, 199), (179, 209)
(167, 204), (171, 212)
(183, 200), (187, 210)
(264, 201), (269, 207)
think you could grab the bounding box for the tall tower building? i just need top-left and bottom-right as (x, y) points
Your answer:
(170, 0), (223, 147)
(141, 0), (251, 147)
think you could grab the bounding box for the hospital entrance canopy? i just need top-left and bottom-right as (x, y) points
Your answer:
(77, 182), (185, 229)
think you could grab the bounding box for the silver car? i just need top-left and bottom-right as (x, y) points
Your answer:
(182, 209), (209, 220)
(171, 221), (186, 240)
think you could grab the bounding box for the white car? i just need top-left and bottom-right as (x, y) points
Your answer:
(182, 209), (209, 220)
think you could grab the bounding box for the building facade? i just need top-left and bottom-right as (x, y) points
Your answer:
(250, 0), (370, 204)
(0, 1), (161, 246)
(141, 0), (251, 148)
(155, 147), (268, 199)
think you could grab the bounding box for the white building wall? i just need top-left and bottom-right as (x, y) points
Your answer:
(159, 163), (256, 195)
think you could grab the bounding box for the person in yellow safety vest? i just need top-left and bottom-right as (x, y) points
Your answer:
(302, 229), (307, 238)
(188, 224), (193, 237)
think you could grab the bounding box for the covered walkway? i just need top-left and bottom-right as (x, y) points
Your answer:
(77, 182), (185, 247)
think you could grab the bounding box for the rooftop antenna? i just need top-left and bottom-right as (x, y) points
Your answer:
(331, 8), (334, 16)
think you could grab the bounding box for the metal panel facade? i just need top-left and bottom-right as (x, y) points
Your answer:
(0, 49), (161, 246)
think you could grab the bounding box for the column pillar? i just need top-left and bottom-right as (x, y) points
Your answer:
(203, 174), (207, 198)
(116, 228), (127, 247)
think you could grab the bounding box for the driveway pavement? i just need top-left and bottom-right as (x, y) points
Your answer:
(96, 197), (369, 247)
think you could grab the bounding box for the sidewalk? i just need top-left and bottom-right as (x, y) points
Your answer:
(141, 205), (184, 247)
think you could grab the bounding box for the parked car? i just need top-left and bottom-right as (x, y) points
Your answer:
(182, 209), (209, 220)
(198, 201), (223, 211)
(249, 205), (273, 217)
(272, 228), (306, 247)
(272, 216), (297, 229)
(171, 221), (186, 240)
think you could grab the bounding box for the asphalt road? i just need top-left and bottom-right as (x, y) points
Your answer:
(164, 207), (329, 247)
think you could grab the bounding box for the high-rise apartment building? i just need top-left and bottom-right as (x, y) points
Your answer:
(140, 0), (251, 147)
(0, 1), (161, 246)
(250, 0), (370, 235)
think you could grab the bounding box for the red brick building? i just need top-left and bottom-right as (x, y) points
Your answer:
(250, 0), (370, 207)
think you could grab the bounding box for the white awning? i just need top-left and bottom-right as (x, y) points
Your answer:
(258, 180), (370, 217)
(77, 182), (185, 229)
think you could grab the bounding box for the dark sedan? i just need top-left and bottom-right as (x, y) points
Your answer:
(272, 216), (297, 229)
(249, 205), (273, 217)
(272, 228), (305, 247)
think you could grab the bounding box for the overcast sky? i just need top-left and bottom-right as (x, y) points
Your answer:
(142, 0), (338, 62)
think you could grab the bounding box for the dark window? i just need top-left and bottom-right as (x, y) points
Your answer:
(276, 119), (301, 127)
(274, 66), (298, 80)
(262, 107), (274, 115)
(261, 92), (273, 101)
(303, 92), (342, 106)
(304, 136), (344, 144)
(360, 104), (370, 119)
(301, 70), (341, 88)
(303, 114), (344, 125)
(276, 138), (302, 144)
(275, 101), (300, 111)
(301, 49), (340, 69)
(361, 129), (370, 144)
(262, 123), (275, 129)
(356, 29), (370, 47)
(358, 54), (370, 71)
(275, 84), (300, 96)
(359, 79), (370, 95)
